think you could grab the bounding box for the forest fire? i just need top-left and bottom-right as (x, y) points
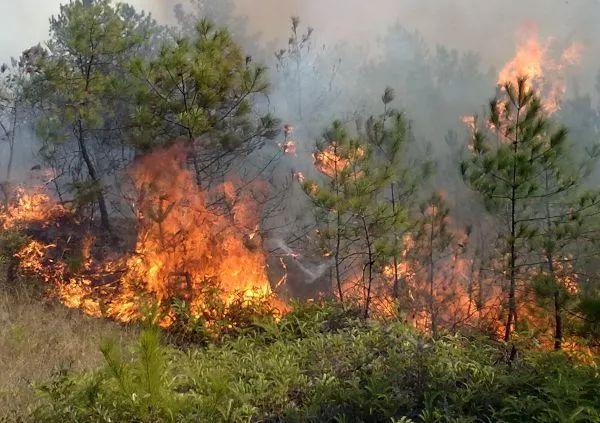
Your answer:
(110, 145), (283, 324)
(2, 145), (286, 326)
(497, 26), (583, 113)
(3, 2), (600, 419)
(313, 144), (350, 178)
(2, 188), (66, 230)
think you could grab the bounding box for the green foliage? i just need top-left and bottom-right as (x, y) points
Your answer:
(67, 179), (105, 212)
(34, 0), (149, 144)
(305, 91), (412, 314)
(461, 78), (600, 343)
(34, 303), (600, 422)
(166, 285), (280, 346)
(577, 297), (600, 340)
(35, 326), (179, 422)
(129, 19), (279, 183)
(30, 0), (153, 231)
(407, 192), (462, 334)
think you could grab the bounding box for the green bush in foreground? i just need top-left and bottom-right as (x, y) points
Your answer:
(33, 302), (600, 422)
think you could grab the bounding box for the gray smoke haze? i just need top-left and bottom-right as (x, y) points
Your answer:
(3, 1), (600, 71)
(2, 1), (600, 102)
(3, 0), (600, 208)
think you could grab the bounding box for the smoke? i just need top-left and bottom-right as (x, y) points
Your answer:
(146, 0), (600, 278)
(3, 1), (600, 79)
(3, 1), (599, 94)
(229, 0), (600, 81)
(3, 0), (599, 202)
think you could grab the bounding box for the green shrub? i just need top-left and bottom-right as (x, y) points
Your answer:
(33, 302), (600, 422)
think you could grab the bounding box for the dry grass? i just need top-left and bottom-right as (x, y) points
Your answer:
(0, 281), (136, 422)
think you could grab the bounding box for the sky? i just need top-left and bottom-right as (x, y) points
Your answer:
(0, 0), (171, 62)
(1, 0), (600, 84)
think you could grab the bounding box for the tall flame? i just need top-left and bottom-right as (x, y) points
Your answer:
(497, 25), (583, 114)
(107, 144), (279, 323)
(4, 145), (285, 326)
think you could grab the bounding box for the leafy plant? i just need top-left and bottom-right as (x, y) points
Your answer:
(33, 302), (600, 422)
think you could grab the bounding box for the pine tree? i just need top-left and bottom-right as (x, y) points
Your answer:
(530, 152), (600, 349)
(130, 19), (279, 187)
(303, 120), (355, 303)
(408, 192), (457, 335)
(344, 136), (401, 318)
(462, 78), (570, 342)
(304, 90), (408, 316)
(31, 0), (150, 232)
(365, 87), (414, 300)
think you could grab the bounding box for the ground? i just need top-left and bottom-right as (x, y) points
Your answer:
(0, 283), (136, 421)
(1, 285), (599, 422)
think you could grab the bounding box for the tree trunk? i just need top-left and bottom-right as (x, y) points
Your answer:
(390, 183), (401, 300)
(362, 216), (373, 319)
(553, 289), (563, 350)
(544, 170), (563, 350)
(77, 121), (110, 232)
(335, 209), (344, 303)
(504, 237), (516, 342)
(504, 105), (521, 342)
(333, 143), (343, 303)
(428, 207), (436, 336)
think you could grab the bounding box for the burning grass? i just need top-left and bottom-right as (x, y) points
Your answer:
(1, 145), (592, 351)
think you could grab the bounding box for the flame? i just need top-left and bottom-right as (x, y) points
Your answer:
(107, 144), (284, 323)
(280, 140), (297, 155)
(460, 115), (476, 133)
(313, 144), (364, 179)
(313, 145), (348, 178)
(2, 188), (65, 230)
(561, 43), (583, 65)
(498, 25), (583, 114)
(5, 145), (287, 326)
(279, 124), (297, 155)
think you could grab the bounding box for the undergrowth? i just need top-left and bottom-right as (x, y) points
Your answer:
(31, 302), (600, 422)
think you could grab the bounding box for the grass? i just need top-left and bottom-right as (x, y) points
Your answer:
(0, 283), (136, 422)
(1, 280), (599, 422)
(28, 302), (600, 422)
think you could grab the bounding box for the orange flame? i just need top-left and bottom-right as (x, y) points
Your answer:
(5, 145), (286, 326)
(313, 145), (348, 178)
(109, 145), (284, 323)
(498, 25), (583, 114)
(313, 144), (365, 179)
(2, 188), (65, 230)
